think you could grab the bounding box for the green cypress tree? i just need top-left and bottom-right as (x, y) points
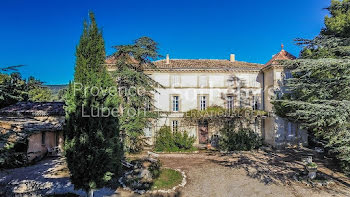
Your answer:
(64, 12), (123, 195)
(273, 0), (350, 176)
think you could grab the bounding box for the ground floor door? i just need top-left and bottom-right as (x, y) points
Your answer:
(198, 120), (209, 144)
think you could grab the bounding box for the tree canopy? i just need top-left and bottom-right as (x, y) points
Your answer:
(273, 0), (350, 175)
(111, 36), (161, 153)
(0, 69), (52, 108)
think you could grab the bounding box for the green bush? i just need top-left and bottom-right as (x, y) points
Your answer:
(154, 126), (177, 152)
(219, 127), (262, 151)
(154, 126), (195, 152)
(174, 130), (195, 150)
(149, 159), (162, 179)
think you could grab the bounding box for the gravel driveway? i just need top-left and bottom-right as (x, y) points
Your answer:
(158, 151), (350, 197)
(1, 149), (350, 197)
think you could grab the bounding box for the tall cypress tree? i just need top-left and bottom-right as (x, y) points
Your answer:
(64, 12), (123, 195)
(273, 0), (350, 176)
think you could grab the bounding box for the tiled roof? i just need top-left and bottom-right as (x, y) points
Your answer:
(0, 102), (65, 117)
(106, 56), (263, 70)
(105, 55), (138, 64)
(153, 59), (263, 70)
(0, 117), (64, 150)
(265, 49), (296, 66)
(105, 56), (118, 64)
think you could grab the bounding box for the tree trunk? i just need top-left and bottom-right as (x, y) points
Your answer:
(88, 189), (94, 197)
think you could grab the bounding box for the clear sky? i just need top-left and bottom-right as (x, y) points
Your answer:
(0, 0), (329, 85)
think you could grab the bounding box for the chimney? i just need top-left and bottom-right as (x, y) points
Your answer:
(230, 54), (235, 62)
(166, 54), (170, 64)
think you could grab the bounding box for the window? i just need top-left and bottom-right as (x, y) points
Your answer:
(199, 76), (208, 87)
(172, 75), (181, 87)
(247, 78), (259, 88)
(285, 72), (292, 79)
(200, 96), (207, 110)
(144, 127), (152, 137)
(172, 96), (179, 112)
(41, 132), (46, 145)
(145, 98), (152, 111)
(227, 96), (234, 110)
(172, 120), (179, 132)
(252, 96), (259, 110)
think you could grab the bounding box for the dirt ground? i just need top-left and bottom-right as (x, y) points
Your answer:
(0, 148), (349, 197)
(157, 149), (350, 197)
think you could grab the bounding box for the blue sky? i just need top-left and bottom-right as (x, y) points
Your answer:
(0, 0), (329, 85)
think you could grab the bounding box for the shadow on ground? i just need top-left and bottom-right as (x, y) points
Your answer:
(145, 191), (182, 197)
(0, 157), (118, 197)
(208, 147), (350, 195)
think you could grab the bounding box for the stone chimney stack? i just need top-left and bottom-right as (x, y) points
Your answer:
(166, 54), (170, 64)
(230, 54), (235, 62)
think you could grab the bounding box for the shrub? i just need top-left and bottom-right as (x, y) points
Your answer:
(219, 127), (262, 151)
(154, 126), (178, 152)
(174, 131), (196, 150)
(154, 126), (195, 152)
(0, 141), (28, 169)
(149, 159), (162, 179)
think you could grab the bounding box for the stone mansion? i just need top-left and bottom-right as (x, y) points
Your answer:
(107, 45), (308, 148)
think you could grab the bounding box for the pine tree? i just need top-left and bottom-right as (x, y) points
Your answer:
(323, 0), (350, 38)
(273, 0), (350, 176)
(0, 72), (28, 108)
(27, 77), (52, 102)
(64, 12), (123, 195)
(111, 37), (161, 153)
(0, 66), (54, 107)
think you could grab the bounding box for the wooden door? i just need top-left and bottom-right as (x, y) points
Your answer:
(198, 121), (209, 144)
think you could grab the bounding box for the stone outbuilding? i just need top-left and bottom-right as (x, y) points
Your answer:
(0, 102), (65, 168)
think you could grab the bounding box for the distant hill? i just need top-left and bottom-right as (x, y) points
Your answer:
(45, 84), (68, 95)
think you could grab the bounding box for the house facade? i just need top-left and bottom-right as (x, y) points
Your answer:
(106, 45), (308, 148)
(147, 46), (307, 148)
(146, 55), (263, 145)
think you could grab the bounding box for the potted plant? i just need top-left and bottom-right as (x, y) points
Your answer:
(207, 143), (212, 150)
(306, 162), (318, 179)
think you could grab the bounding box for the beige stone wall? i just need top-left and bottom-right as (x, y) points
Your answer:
(143, 65), (308, 147)
(262, 65), (308, 147)
(146, 70), (262, 144)
(27, 132), (46, 161)
(27, 130), (64, 161)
